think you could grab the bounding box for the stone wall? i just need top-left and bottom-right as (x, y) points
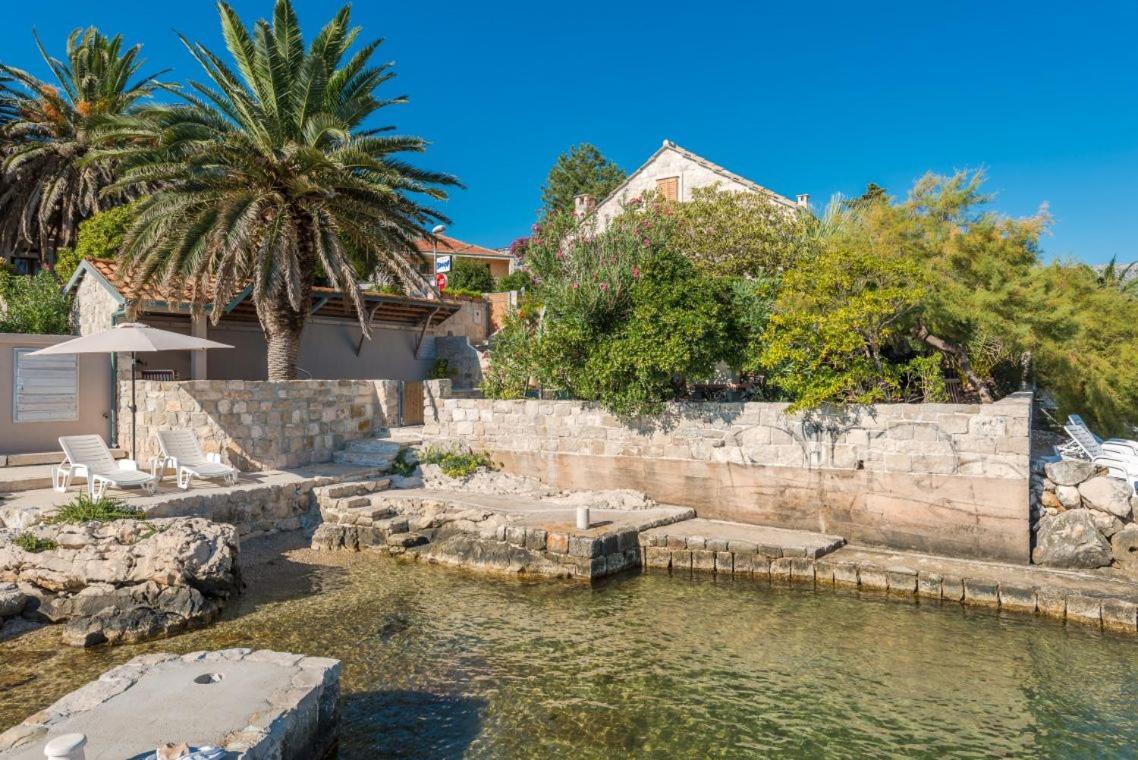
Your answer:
(125, 379), (398, 470)
(422, 382), (1034, 562)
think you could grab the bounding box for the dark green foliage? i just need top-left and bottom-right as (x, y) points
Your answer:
(46, 493), (144, 523)
(14, 532), (57, 553)
(447, 259), (494, 293)
(428, 358), (452, 380)
(540, 144), (625, 217)
(52, 200), (142, 281)
(419, 446), (495, 478)
(480, 311), (537, 399)
(494, 269), (533, 292)
(389, 447), (418, 477)
(0, 270), (72, 334)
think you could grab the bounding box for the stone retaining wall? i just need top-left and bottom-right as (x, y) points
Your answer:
(125, 379), (399, 470)
(422, 381), (1034, 563)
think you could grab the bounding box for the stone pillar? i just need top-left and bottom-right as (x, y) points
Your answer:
(191, 312), (208, 380)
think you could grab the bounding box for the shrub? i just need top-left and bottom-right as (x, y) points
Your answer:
(46, 493), (145, 524)
(428, 358), (452, 380)
(495, 269), (533, 292)
(480, 311), (538, 399)
(0, 271), (72, 334)
(389, 448), (419, 477)
(447, 259), (494, 293)
(14, 532), (57, 553)
(418, 446), (495, 478)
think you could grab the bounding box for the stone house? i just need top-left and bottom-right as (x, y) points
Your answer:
(578, 139), (810, 230)
(409, 233), (515, 286)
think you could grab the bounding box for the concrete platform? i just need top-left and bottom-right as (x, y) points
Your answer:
(0, 649), (340, 760)
(640, 518), (845, 559)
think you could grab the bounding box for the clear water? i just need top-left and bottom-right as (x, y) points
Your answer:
(2, 540), (1137, 759)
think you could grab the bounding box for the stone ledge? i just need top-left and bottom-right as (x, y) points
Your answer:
(0, 649), (340, 760)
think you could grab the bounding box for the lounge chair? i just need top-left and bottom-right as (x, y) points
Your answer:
(152, 429), (239, 490)
(55, 435), (158, 498)
(1060, 415), (1138, 492)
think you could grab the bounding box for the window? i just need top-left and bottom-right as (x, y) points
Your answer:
(13, 348), (79, 422)
(656, 176), (679, 202)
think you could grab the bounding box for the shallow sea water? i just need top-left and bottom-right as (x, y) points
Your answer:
(2, 540), (1137, 759)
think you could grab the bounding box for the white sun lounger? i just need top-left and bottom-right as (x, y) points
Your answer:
(55, 435), (158, 498)
(1061, 415), (1138, 492)
(152, 429), (239, 490)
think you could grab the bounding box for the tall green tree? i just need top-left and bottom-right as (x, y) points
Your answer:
(0, 29), (164, 261)
(105, 0), (458, 380)
(540, 143), (625, 217)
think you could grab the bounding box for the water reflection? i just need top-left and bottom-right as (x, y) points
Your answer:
(1, 542), (1137, 758)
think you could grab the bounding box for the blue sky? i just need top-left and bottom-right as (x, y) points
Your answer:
(4, 1), (1136, 262)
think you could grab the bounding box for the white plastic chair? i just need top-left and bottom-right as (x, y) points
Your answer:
(1061, 415), (1138, 493)
(56, 435), (158, 498)
(152, 429), (239, 490)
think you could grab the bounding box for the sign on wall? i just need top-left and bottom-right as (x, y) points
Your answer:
(13, 348), (79, 422)
(435, 254), (452, 274)
(436, 273), (448, 291)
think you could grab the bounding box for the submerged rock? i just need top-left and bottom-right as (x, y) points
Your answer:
(1044, 460), (1096, 487)
(1078, 477), (1133, 519)
(1032, 510), (1113, 568)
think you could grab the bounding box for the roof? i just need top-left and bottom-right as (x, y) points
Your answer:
(595, 139), (800, 212)
(67, 258), (461, 329)
(414, 234), (511, 260)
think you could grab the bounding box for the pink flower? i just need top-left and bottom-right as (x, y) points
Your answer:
(631, 265), (640, 278)
(642, 238), (651, 247)
(599, 282), (609, 292)
(556, 251), (565, 260)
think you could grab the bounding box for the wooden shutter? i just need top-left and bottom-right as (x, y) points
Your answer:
(656, 176), (679, 202)
(13, 348), (79, 422)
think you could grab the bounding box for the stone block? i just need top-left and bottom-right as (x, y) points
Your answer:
(963, 579), (1000, 608)
(885, 568), (917, 594)
(686, 536), (707, 550)
(670, 550), (692, 573)
(769, 557), (793, 581)
(916, 573), (942, 599)
(691, 549), (717, 573)
(940, 575), (965, 602)
(525, 529), (548, 552)
(858, 565), (889, 591)
(574, 557), (606, 579)
(707, 538), (729, 552)
(1065, 594), (1102, 626)
(732, 552), (755, 576)
(547, 532), (569, 555)
(1101, 599), (1138, 633)
(755, 544), (784, 560)
(831, 561), (859, 587)
(1036, 590), (1067, 619)
(813, 559), (837, 585)
(789, 558), (815, 583)
(715, 551), (734, 574)
(644, 547), (672, 570)
(665, 535), (687, 549)
(998, 584), (1037, 613)
(568, 535), (602, 558)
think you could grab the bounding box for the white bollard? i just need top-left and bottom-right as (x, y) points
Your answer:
(44, 733), (87, 760)
(576, 506), (590, 530)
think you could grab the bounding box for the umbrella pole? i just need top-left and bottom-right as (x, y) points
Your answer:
(131, 351), (137, 462)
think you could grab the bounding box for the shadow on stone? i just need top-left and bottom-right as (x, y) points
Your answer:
(339, 690), (486, 759)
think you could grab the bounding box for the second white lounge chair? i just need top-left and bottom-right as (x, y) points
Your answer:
(55, 435), (158, 498)
(152, 430), (239, 490)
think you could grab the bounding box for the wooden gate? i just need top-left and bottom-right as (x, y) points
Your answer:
(401, 381), (424, 426)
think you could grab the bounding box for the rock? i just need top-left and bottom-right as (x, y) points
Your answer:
(1055, 485), (1082, 510)
(0, 617), (42, 642)
(1088, 510), (1126, 539)
(1044, 459), (1096, 486)
(1032, 510), (1113, 568)
(1040, 491), (1062, 510)
(1078, 477), (1133, 518)
(1111, 524), (1138, 575)
(0, 583), (26, 618)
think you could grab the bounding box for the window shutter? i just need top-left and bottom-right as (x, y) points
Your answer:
(13, 348), (79, 422)
(656, 176), (679, 202)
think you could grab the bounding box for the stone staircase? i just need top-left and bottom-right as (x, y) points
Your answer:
(331, 437), (404, 468)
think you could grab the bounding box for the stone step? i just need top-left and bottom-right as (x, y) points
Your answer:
(341, 438), (403, 456)
(639, 518), (846, 561)
(319, 478), (391, 500)
(331, 451), (397, 468)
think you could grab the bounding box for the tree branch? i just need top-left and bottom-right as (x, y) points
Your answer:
(913, 322), (993, 403)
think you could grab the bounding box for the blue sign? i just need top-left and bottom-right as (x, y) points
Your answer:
(435, 254), (452, 274)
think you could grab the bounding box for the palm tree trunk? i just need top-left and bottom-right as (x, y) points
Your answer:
(260, 290), (307, 381)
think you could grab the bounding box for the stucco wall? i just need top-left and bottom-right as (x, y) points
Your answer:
(422, 383), (1034, 563)
(125, 378), (397, 470)
(0, 333), (113, 455)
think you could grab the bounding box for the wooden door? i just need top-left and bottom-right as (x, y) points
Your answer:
(402, 381), (424, 426)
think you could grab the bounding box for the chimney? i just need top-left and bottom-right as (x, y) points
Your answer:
(574, 193), (595, 219)
(796, 193), (810, 208)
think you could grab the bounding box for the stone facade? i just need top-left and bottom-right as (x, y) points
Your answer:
(422, 382), (1034, 562)
(590, 141), (801, 231)
(125, 379), (398, 470)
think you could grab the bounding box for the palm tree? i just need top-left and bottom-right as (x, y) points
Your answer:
(106, 0), (458, 380)
(0, 29), (164, 262)
(1095, 256), (1138, 296)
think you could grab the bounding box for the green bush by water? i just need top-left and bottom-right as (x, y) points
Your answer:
(419, 446), (495, 478)
(46, 494), (145, 524)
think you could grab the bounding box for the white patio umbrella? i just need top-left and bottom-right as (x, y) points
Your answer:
(30, 323), (233, 459)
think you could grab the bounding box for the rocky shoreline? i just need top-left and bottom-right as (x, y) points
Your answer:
(0, 518), (240, 647)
